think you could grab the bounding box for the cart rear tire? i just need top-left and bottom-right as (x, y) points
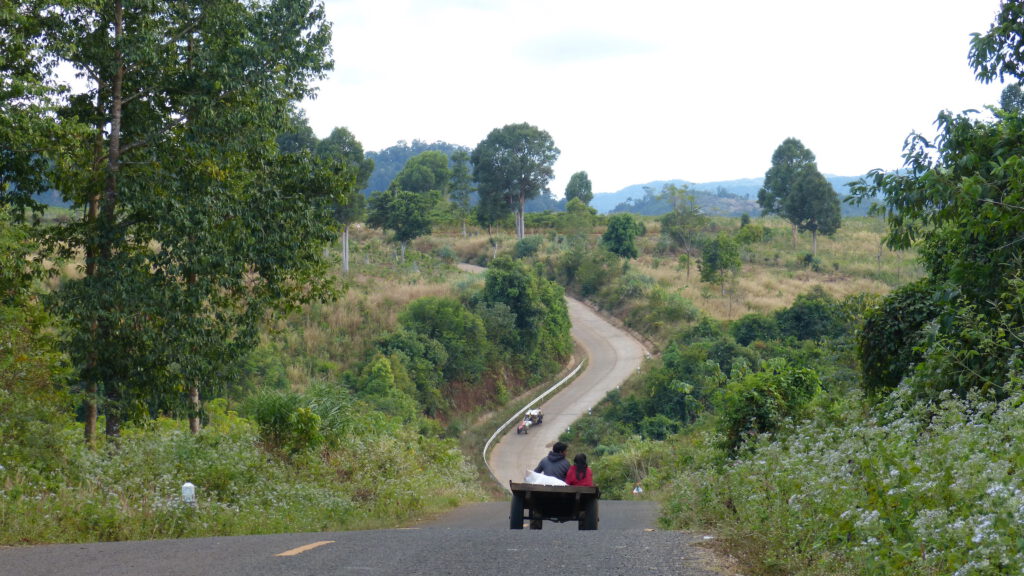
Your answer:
(579, 498), (599, 530)
(510, 493), (525, 529)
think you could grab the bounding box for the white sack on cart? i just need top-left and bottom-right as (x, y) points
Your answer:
(524, 470), (567, 486)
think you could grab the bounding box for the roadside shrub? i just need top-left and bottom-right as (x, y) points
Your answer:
(719, 359), (821, 453)
(241, 389), (322, 454)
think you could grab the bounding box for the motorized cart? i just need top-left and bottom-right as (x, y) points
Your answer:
(515, 409), (543, 434)
(508, 482), (599, 530)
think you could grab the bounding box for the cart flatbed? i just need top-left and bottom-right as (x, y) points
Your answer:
(508, 481), (600, 530)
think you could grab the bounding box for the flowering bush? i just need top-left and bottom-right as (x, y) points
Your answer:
(663, 383), (1024, 575)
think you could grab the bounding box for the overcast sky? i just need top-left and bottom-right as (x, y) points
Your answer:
(301, 0), (1006, 196)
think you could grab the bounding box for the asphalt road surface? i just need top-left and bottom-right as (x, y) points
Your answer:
(1, 502), (725, 576)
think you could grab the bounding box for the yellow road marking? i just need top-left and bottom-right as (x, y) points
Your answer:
(275, 540), (335, 557)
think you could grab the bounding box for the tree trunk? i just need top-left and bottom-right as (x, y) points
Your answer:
(189, 385), (201, 433)
(791, 223), (798, 249)
(812, 230), (818, 257)
(84, 380), (97, 446)
(99, 1), (125, 440)
(342, 224), (350, 273)
(517, 193), (526, 239)
(400, 241), (406, 261)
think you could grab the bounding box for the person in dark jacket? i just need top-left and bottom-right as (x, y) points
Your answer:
(534, 441), (570, 481)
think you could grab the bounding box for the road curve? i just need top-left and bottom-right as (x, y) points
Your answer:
(457, 264), (648, 489)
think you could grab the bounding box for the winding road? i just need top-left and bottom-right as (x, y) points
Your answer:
(0, 267), (732, 576)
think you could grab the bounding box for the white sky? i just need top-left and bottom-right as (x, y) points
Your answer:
(302, 0), (1006, 196)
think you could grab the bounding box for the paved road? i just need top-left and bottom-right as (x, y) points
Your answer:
(0, 502), (725, 576)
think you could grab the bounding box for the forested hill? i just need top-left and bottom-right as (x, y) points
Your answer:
(592, 176), (869, 217)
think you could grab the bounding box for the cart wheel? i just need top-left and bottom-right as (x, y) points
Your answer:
(579, 498), (599, 530)
(509, 493), (524, 529)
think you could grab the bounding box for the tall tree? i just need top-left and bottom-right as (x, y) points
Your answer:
(316, 127), (372, 274)
(448, 149), (475, 237)
(849, 1), (1024, 396)
(17, 0), (335, 442)
(565, 171), (593, 205)
(782, 168), (841, 256)
(393, 150), (450, 195)
(659, 184), (708, 280)
(700, 232), (741, 296)
(317, 127), (375, 190)
(366, 188), (437, 260)
(471, 123), (559, 239)
(758, 138), (817, 246)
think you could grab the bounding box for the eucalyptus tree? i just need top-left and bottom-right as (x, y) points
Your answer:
(12, 0), (337, 442)
(659, 184), (707, 280)
(471, 123), (559, 239)
(317, 127), (372, 273)
(448, 149), (475, 236)
(565, 170), (593, 205)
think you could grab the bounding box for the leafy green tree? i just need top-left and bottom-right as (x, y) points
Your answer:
(848, 3), (1024, 397)
(471, 123), (559, 239)
(857, 280), (936, 397)
(13, 0), (334, 442)
(774, 287), (845, 342)
(700, 232), (741, 295)
(560, 197), (596, 241)
(316, 127), (372, 274)
(730, 313), (780, 346)
(1000, 82), (1024, 113)
(565, 171), (593, 205)
(0, 5), (84, 213)
(448, 149), (475, 236)
(399, 297), (487, 384)
(366, 188), (437, 260)
(659, 184), (707, 280)
(276, 107), (318, 155)
(481, 256), (571, 376)
(720, 359), (820, 453)
(758, 138), (817, 246)
(317, 127), (375, 190)
(393, 150), (451, 195)
(601, 213), (645, 258)
(782, 168), (841, 256)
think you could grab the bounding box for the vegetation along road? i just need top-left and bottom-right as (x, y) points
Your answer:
(1, 268), (730, 576)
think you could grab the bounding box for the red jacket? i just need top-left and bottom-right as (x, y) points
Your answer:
(564, 465), (593, 486)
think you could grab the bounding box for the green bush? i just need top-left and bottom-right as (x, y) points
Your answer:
(512, 235), (543, 259)
(730, 313), (780, 346)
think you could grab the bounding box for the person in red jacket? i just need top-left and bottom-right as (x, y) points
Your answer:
(565, 453), (593, 486)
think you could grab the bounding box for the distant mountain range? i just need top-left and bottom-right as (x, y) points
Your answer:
(589, 176), (870, 217)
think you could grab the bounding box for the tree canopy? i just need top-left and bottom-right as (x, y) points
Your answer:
(3, 0), (337, 442)
(471, 123), (559, 239)
(565, 171), (594, 205)
(851, 0), (1024, 397)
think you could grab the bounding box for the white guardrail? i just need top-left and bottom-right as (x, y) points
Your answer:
(482, 360), (585, 483)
